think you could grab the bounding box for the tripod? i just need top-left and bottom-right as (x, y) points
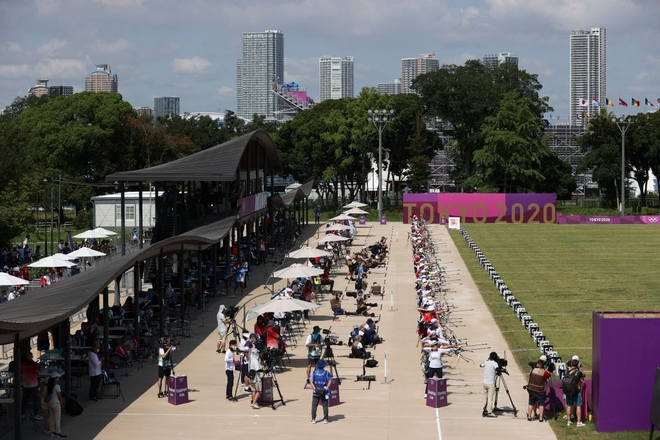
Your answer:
(322, 343), (341, 384)
(260, 360), (286, 410)
(487, 371), (518, 417)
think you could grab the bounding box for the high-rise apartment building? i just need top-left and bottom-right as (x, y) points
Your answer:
(401, 54), (439, 94)
(135, 107), (154, 117)
(49, 85), (74, 97)
(85, 64), (118, 93)
(377, 79), (401, 96)
(319, 57), (354, 102)
(154, 97), (180, 118)
(570, 28), (606, 124)
(483, 52), (519, 68)
(236, 30), (284, 120)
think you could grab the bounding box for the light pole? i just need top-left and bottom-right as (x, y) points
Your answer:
(43, 178), (48, 255)
(367, 109), (394, 220)
(612, 115), (631, 216)
(57, 174), (61, 244)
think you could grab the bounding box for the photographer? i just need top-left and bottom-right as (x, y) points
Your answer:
(224, 340), (238, 402)
(247, 334), (262, 409)
(305, 326), (324, 383)
(527, 355), (554, 420)
(526, 359), (552, 422)
(216, 304), (230, 354)
(157, 337), (179, 398)
(480, 352), (499, 418)
(351, 335), (371, 359)
(309, 359), (333, 424)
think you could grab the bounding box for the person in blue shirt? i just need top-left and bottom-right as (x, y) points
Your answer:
(310, 359), (333, 424)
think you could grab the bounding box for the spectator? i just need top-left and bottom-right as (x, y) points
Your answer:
(88, 342), (103, 402)
(20, 351), (43, 421)
(44, 372), (66, 438)
(314, 207), (321, 224)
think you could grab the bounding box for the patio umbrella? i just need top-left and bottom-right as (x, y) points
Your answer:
(286, 247), (333, 259)
(316, 235), (350, 244)
(92, 227), (117, 236)
(343, 207), (369, 215)
(0, 272), (30, 286)
(329, 213), (357, 221)
(67, 248), (107, 258)
(325, 224), (351, 232)
(246, 296), (320, 320)
(344, 201), (368, 208)
(28, 254), (76, 268)
(272, 263), (324, 279)
(73, 229), (110, 239)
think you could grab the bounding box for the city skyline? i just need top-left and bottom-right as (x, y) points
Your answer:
(1, 1), (659, 121)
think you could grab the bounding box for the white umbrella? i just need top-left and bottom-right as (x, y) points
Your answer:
(344, 201), (368, 208)
(329, 213), (357, 221)
(343, 207), (369, 215)
(0, 272), (30, 286)
(316, 235), (350, 244)
(325, 224), (351, 232)
(272, 263), (324, 279)
(28, 254), (76, 268)
(246, 296), (320, 320)
(73, 229), (109, 239)
(92, 227), (117, 236)
(67, 248), (107, 258)
(286, 247), (333, 259)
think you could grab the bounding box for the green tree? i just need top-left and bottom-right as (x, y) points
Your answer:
(474, 91), (550, 192)
(627, 111), (660, 206)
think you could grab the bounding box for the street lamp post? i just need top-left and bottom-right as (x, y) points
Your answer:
(43, 179), (48, 255)
(613, 116), (631, 216)
(367, 109), (394, 221)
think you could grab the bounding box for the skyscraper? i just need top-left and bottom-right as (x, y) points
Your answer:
(85, 64), (118, 93)
(319, 57), (354, 102)
(570, 28), (606, 124)
(401, 54), (439, 94)
(483, 52), (519, 68)
(236, 30), (284, 120)
(154, 97), (180, 118)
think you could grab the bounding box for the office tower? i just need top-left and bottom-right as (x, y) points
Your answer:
(570, 27), (606, 124)
(48, 85), (74, 97)
(154, 97), (180, 118)
(401, 54), (439, 94)
(377, 79), (401, 95)
(483, 52), (519, 68)
(135, 107), (154, 117)
(28, 79), (50, 97)
(319, 56), (354, 102)
(236, 30), (284, 120)
(85, 64), (118, 93)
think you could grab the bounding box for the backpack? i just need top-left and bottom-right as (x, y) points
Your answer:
(65, 397), (83, 416)
(561, 369), (580, 395)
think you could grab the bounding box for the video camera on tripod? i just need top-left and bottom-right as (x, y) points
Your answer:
(321, 328), (343, 346)
(225, 306), (241, 320)
(495, 357), (508, 375)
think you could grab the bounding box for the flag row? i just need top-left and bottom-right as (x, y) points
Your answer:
(578, 98), (659, 107)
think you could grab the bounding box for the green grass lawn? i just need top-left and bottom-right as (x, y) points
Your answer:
(449, 224), (660, 440)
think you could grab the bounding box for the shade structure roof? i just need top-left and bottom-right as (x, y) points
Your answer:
(106, 130), (281, 182)
(0, 216), (236, 345)
(269, 180), (315, 210)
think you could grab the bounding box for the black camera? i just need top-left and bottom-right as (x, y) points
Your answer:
(225, 306), (240, 320)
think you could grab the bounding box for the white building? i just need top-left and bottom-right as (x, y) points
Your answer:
(377, 78), (401, 95)
(236, 30), (284, 120)
(319, 56), (354, 102)
(154, 96), (180, 118)
(483, 52), (519, 68)
(401, 54), (439, 94)
(91, 191), (156, 229)
(570, 28), (607, 124)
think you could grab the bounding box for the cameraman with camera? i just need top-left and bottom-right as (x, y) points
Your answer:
(305, 326), (324, 383)
(216, 304), (230, 354)
(480, 352), (500, 418)
(157, 337), (179, 398)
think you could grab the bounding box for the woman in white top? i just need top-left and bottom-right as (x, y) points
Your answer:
(45, 372), (66, 438)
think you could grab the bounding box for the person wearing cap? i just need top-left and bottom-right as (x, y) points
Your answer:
(247, 333), (262, 409)
(480, 352), (499, 418)
(305, 326), (324, 383)
(348, 325), (360, 346)
(310, 359), (333, 424)
(361, 318), (381, 345)
(238, 333), (252, 392)
(526, 359), (552, 422)
(216, 304), (230, 354)
(564, 358), (585, 427)
(44, 371), (66, 438)
(224, 340), (238, 402)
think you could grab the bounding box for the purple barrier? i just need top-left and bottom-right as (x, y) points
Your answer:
(557, 214), (660, 224)
(426, 378), (447, 408)
(593, 311), (660, 432)
(403, 193), (556, 224)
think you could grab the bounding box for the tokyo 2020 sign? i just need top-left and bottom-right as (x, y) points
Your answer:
(403, 193), (557, 224)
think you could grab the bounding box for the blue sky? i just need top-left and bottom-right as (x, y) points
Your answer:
(1, 0), (659, 121)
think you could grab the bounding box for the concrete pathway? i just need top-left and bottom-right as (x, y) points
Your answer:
(25, 221), (555, 440)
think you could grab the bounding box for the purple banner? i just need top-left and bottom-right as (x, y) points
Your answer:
(403, 193), (556, 224)
(557, 215), (660, 224)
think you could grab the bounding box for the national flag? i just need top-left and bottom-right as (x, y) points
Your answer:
(592, 98), (601, 107)
(645, 98), (655, 107)
(605, 98), (614, 106)
(618, 98), (628, 107)
(578, 98), (588, 106)
(632, 98), (641, 107)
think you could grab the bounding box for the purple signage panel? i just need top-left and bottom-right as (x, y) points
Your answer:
(592, 312), (660, 432)
(258, 376), (273, 406)
(379, 215), (387, 225)
(426, 378), (447, 408)
(557, 215), (660, 225)
(403, 193), (556, 224)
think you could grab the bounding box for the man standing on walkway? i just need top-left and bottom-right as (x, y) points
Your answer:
(310, 359), (332, 424)
(305, 326), (324, 384)
(480, 352), (499, 418)
(314, 207), (321, 224)
(224, 340), (237, 402)
(247, 334), (262, 409)
(216, 305), (229, 353)
(88, 342), (103, 402)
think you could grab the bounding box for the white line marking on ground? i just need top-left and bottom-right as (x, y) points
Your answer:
(435, 407), (443, 440)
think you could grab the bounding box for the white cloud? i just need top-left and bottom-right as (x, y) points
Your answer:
(93, 0), (145, 7)
(215, 86), (234, 99)
(0, 64), (32, 79)
(35, 58), (87, 80)
(37, 39), (68, 56)
(2, 42), (21, 54)
(89, 38), (136, 56)
(171, 57), (214, 75)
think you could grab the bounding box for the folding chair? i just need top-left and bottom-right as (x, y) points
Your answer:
(101, 369), (125, 401)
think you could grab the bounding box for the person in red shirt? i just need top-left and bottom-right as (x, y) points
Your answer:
(21, 351), (43, 420)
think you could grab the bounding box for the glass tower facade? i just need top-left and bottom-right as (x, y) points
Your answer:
(319, 56), (354, 102)
(570, 28), (607, 124)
